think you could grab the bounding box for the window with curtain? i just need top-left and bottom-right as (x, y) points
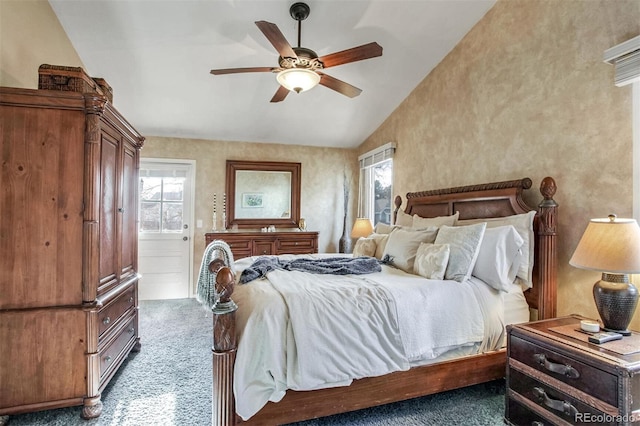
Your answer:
(604, 36), (640, 220)
(358, 143), (396, 226)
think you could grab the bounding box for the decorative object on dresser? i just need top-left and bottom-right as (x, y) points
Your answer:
(204, 176), (558, 425)
(505, 315), (640, 425)
(205, 231), (319, 259)
(0, 65), (144, 420)
(569, 214), (640, 335)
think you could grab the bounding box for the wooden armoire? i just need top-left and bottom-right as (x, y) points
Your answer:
(0, 65), (144, 419)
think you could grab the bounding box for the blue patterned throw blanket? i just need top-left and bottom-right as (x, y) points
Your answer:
(239, 256), (381, 284)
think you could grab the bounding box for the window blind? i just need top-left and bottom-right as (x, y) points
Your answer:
(359, 142), (396, 168)
(604, 35), (640, 87)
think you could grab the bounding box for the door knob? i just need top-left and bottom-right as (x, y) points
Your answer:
(183, 236), (188, 241)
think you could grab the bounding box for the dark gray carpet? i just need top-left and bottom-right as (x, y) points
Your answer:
(6, 298), (505, 425)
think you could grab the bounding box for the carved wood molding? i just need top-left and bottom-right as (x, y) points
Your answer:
(406, 177), (532, 199)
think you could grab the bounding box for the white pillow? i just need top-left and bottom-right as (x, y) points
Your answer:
(382, 227), (439, 273)
(472, 226), (524, 292)
(412, 211), (459, 229)
(352, 237), (377, 258)
(374, 223), (398, 234)
(458, 211), (535, 288)
(414, 243), (450, 280)
(369, 233), (390, 259)
(395, 209), (413, 227)
(434, 223), (487, 282)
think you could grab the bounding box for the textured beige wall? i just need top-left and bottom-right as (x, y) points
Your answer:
(360, 0), (640, 329)
(141, 137), (358, 294)
(0, 0), (84, 88)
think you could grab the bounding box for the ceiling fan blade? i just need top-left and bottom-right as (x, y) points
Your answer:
(270, 85), (290, 103)
(255, 21), (297, 59)
(318, 73), (362, 98)
(319, 42), (383, 68)
(210, 67), (275, 75)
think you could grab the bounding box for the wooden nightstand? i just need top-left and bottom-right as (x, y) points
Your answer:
(505, 315), (640, 425)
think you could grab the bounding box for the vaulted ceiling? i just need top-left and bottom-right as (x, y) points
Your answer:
(49, 0), (495, 148)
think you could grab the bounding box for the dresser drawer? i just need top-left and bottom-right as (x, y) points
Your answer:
(226, 239), (251, 251)
(509, 368), (614, 425)
(509, 335), (618, 407)
(99, 315), (136, 381)
(98, 285), (135, 338)
(277, 237), (315, 252)
(253, 241), (273, 256)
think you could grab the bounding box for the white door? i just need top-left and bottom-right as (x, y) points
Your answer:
(138, 159), (195, 300)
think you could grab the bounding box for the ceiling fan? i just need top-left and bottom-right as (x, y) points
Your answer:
(210, 2), (383, 103)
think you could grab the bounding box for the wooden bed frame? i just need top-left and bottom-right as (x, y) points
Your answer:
(208, 176), (558, 425)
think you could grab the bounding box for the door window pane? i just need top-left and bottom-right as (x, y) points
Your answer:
(140, 202), (161, 232)
(163, 202), (183, 232)
(139, 176), (185, 233)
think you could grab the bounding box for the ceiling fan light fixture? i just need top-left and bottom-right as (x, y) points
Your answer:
(276, 68), (320, 93)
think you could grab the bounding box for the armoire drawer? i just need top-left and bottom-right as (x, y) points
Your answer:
(509, 335), (617, 407)
(99, 315), (137, 381)
(98, 285), (136, 338)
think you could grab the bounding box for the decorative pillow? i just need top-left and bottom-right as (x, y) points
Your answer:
(382, 227), (439, 273)
(472, 225), (524, 292)
(374, 223), (398, 234)
(369, 233), (390, 259)
(458, 211), (535, 288)
(413, 243), (450, 280)
(434, 223), (487, 282)
(412, 211), (459, 229)
(352, 237), (377, 258)
(395, 209), (413, 227)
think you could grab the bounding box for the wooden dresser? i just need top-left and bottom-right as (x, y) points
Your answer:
(506, 316), (640, 425)
(205, 231), (319, 259)
(0, 67), (144, 419)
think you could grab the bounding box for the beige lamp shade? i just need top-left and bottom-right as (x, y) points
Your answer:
(569, 215), (640, 273)
(351, 218), (374, 239)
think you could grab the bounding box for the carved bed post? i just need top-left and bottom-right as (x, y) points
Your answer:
(536, 176), (558, 319)
(210, 264), (238, 426)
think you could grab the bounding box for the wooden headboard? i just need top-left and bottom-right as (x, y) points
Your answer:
(393, 177), (558, 319)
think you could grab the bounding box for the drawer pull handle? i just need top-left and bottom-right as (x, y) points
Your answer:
(104, 356), (112, 364)
(128, 327), (135, 334)
(102, 316), (110, 325)
(532, 387), (578, 417)
(129, 296), (134, 303)
(533, 353), (579, 378)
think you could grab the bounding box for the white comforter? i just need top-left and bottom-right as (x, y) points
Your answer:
(231, 254), (505, 420)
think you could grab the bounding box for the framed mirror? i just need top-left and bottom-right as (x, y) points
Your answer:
(225, 160), (301, 229)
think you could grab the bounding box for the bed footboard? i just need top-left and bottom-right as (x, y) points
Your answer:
(209, 262), (237, 426)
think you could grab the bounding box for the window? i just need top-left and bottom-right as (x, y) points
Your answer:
(139, 168), (188, 233)
(358, 143), (395, 226)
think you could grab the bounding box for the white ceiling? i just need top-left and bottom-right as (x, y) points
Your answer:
(49, 0), (495, 148)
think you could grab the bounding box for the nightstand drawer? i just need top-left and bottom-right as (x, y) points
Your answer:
(509, 368), (614, 425)
(506, 396), (557, 426)
(510, 335), (618, 407)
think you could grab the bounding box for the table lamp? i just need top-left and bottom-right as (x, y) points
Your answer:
(569, 214), (640, 335)
(351, 218), (374, 239)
